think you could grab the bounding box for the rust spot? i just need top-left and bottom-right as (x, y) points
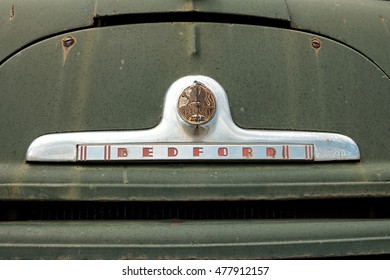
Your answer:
(9, 5), (15, 21)
(62, 35), (77, 66)
(62, 36), (76, 48)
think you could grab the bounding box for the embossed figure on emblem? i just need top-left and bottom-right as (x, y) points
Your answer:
(178, 82), (216, 125)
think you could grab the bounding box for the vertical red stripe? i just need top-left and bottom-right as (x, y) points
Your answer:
(305, 145), (309, 160)
(305, 145), (307, 160)
(79, 146), (83, 161)
(283, 145), (289, 160)
(79, 145), (87, 161)
(283, 145), (290, 160)
(306, 145), (313, 160)
(287, 145), (289, 159)
(104, 145), (111, 161)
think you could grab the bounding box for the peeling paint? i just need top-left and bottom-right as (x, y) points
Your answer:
(380, 15), (389, 35)
(9, 4), (15, 21)
(188, 24), (199, 56)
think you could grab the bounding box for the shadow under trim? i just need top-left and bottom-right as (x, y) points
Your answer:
(1, 198), (390, 221)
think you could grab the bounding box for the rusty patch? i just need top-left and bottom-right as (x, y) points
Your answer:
(62, 35), (77, 66)
(178, 82), (217, 125)
(62, 36), (76, 48)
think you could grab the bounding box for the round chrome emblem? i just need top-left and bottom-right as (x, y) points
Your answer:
(177, 82), (217, 125)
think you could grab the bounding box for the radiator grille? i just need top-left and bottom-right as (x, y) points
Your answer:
(1, 198), (390, 221)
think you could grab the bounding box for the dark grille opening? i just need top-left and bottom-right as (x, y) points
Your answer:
(1, 198), (390, 221)
(93, 12), (291, 29)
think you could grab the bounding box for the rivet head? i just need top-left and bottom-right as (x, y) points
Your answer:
(311, 38), (321, 49)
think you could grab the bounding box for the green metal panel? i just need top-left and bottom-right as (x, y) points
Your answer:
(1, 0), (390, 259)
(1, 220), (390, 259)
(0, 0), (290, 64)
(95, 0), (290, 20)
(0, 0), (96, 63)
(0, 23), (389, 201)
(286, 0), (390, 75)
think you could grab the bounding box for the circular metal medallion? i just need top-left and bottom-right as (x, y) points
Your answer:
(177, 82), (217, 125)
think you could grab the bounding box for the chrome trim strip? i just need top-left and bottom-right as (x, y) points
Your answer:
(26, 76), (360, 162)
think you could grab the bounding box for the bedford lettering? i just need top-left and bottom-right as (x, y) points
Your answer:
(75, 143), (314, 161)
(142, 147), (153, 157)
(168, 147), (178, 157)
(193, 147), (203, 157)
(218, 147), (228, 156)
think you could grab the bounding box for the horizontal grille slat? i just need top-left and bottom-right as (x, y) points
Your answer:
(1, 198), (390, 221)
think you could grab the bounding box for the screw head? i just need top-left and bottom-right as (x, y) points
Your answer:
(62, 36), (76, 48)
(311, 38), (321, 49)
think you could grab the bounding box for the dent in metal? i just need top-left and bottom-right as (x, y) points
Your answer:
(26, 75), (360, 162)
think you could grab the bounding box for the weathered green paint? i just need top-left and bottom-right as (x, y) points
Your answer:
(287, 0), (390, 76)
(1, 162), (390, 201)
(95, 0), (290, 20)
(0, 0), (390, 259)
(0, 23), (389, 201)
(0, 0), (96, 63)
(0, 0), (290, 64)
(1, 220), (390, 259)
